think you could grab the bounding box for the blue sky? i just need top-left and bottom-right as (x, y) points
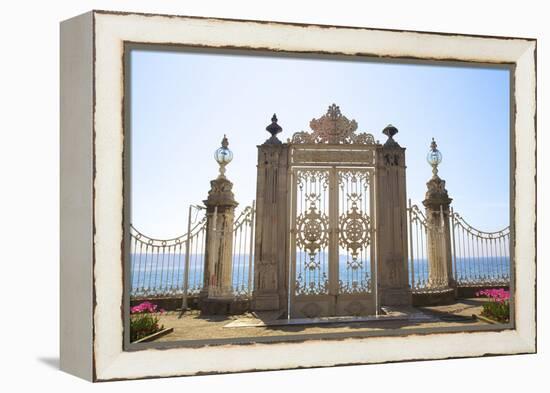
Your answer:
(130, 49), (510, 238)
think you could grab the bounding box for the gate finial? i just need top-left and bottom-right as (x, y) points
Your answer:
(265, 113), (283, 144)
(382, 124), (400, 147)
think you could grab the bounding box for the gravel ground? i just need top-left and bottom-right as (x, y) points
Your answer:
(153, 298), (493, 343)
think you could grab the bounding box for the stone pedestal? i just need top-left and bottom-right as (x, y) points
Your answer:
(375, 126), (412, 306)
(199, 176), (238, 314)
(252, 116), (290, 312)
(423, 174), (455, 292)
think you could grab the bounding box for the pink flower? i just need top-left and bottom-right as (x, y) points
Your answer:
(131, 301), (159, 314)
(476, 288), (510, 303)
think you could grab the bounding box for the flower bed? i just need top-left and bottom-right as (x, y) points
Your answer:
(130, 301), (166, 342)
(475, 288), (510, 323)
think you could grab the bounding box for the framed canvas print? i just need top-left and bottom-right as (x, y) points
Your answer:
(60, 10), (537, 381)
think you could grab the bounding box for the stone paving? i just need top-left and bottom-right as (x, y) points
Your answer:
(153, 298), (493, 343)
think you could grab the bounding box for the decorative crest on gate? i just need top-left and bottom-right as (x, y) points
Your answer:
(290, 104), (376, 145)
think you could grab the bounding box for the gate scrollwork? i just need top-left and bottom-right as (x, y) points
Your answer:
(294, 169), (330, 295)
(290, 104), (376, 145)
(296, 170), (329, 270)
(338, 194), (371, 270)
(296, 198), (330, 270)
(337, 169), (373, 294)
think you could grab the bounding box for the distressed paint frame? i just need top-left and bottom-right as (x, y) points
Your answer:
(60, 10), (536, 381)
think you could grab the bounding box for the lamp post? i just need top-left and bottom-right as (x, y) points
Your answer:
(422, 137), (455, 299)
(214, 135), (233, 178)
(200, 135), (239, 314)
(426, 137), (442, 178)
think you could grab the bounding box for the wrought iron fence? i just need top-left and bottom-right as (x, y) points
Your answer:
(131, 199), (509, 298)
(407, 202), (450, 292)
(408, 200), (511, 292)
(130, 210), (207, 298)
(451, 209), (510, 286)
(231, 202), (255, 296)
(130, 202), (255, 299)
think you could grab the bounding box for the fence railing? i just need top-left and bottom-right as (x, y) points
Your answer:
(451, 209), (510, 286)
(231, 202), (255, 296)
(408, 203), (450, 292)
(130, 210), (207, 298)
(130, 202), (255, 299)
(408, 201), (510, 292)
(131, 200), (510, 298)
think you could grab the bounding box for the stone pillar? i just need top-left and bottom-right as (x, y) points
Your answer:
(422, 139), (455, 297)
(252, 115), (290, 312)
(200, 140), (239, 314)
(375, 125), (412, 306)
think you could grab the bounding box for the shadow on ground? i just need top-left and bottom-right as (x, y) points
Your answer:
(37, 357), (59, 370)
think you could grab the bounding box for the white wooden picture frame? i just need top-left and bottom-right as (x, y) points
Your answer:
(60, 10), (536, 381)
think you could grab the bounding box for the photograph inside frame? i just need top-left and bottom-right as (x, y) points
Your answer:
(124, 45), (513, 346)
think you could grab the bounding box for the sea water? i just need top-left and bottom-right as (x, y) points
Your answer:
(130, 253), (510, 295)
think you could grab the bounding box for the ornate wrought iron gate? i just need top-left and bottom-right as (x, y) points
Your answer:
(254, 103), (410, 316)
(286, 105), (379, 318)
(290, 166), (376, 317)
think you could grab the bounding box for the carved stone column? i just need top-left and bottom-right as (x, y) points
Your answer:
(200, 137), (239, 315)
(375, 125), (412, 306)
(422, 138), (455, 300)
(252, 115), (290, 312)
